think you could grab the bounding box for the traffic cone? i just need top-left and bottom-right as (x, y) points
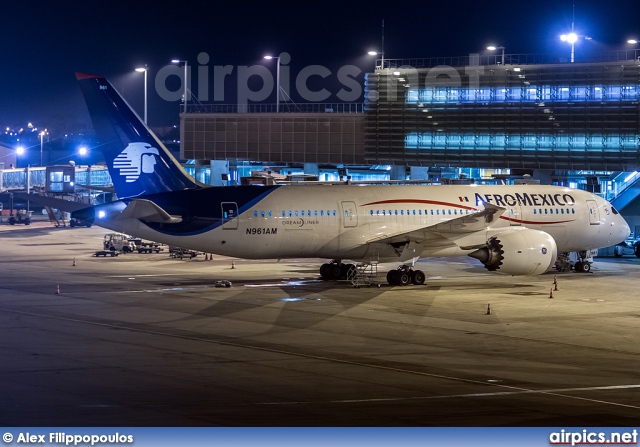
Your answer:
(204, 253), (208, 261)
(486, 303), (491, 315)
(549, 288), (554, 299)
(55, 285), (60, 295)
(72, 258), (76, 266)
(209, 254), (213, 261)
(231, 261), (236, 269)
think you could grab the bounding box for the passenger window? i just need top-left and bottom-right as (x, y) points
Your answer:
(314, 210), (317, 216)
(301, 211), (305, 216)
(295, 210), (299, 217)
(333, 210), (336, 216)
(253, 211), (258, 217)
(268, 211), (272, 217)
(282, 211), (285, 217)
(320, 210), (324, 216)
(261, 211), (265, 217)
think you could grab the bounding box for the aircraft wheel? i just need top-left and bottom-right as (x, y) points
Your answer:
(574, 261), (583, 272)
(386, 270), (399, 285)
(578, 262), (591, 273)
(319, 263), (332, 280)
(411, 270), (425, 285)
(340, 263), (355, 280)
(398, 272), (411, 286)
(635, 244), (640, 258)
(330, 264), (342, 279)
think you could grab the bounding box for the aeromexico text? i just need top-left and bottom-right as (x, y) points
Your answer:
(476, 192), (576, 207)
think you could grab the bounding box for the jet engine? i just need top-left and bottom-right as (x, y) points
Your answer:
(468, 229), (558, 275)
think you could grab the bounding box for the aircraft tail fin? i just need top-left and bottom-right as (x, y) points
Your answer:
(76, 72), (202, 199)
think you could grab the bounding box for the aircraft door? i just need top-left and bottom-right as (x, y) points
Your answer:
(508, 203), (522, 226)
(586, 200), (600, 225)
(341, 201), (358, 227)
(221, 202), (239, 229)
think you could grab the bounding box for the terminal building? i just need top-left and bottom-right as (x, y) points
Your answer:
(179, 51), (640, 236)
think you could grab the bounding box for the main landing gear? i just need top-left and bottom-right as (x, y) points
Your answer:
(320, 260), (356, 280)
(386, 265), (425, 286)
(320, 261), (425, 286)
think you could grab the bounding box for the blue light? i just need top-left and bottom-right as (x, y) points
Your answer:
(404, 83), (636, 105)
(98, 210), (106, 219)
(405, 131), (640, 152)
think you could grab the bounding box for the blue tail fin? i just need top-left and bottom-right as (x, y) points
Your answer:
(76, 72), (200, 198)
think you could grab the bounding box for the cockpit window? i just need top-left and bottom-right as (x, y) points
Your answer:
(611, 206), (619, 215)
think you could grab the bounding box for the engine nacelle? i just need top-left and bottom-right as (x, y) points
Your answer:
(468, 229), (558, 275)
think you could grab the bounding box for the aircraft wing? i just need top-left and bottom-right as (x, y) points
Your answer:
(117, 199), (182, 223)
(366, 202), (506, 245)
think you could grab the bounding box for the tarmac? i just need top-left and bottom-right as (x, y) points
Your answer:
(1, 220), (640, 426)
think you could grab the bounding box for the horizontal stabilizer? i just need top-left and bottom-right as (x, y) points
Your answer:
(10, 193), (91, 213)
(117, 199), (182, 223)
(76, 184), (115, 194)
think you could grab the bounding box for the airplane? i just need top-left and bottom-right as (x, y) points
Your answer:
(69, 72), (630, 285)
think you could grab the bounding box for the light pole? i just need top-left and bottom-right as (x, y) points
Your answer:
(487, 45), (505, 65)
(135, 65), (148, 124)
(367, 50), (385, 69)
(263, 55), (281, 112)
(560, 32), (578, 62)
(627, 39), (639, 60)
(39, 129), (47, 166)
(171, 59), (188, 113)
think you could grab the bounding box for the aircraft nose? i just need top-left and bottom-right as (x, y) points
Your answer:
(621, 218), (631, 240)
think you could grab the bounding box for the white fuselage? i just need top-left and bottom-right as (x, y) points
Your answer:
(99, 184), (630, 263)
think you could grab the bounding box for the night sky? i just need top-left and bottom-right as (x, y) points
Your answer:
(2, 0), (640, 130)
